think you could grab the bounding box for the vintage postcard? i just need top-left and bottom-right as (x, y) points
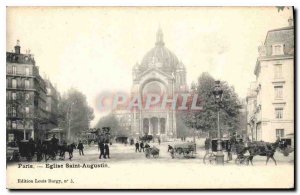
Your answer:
(6, 6), (294, 189)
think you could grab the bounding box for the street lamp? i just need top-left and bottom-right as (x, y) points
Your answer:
(67, 101), (76, 141)
(212, 80), (224, 165)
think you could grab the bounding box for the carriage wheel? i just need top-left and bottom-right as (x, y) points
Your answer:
(203, 153), (216, 164)
(235, 156), (249, 165)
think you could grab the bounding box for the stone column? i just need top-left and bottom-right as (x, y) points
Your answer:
(31, 130), (34, 140)
(133, 109), (136, 135)
(148, 118), (151, 135)
(158, 118), (161, 135)
(139, 110), (142, 135)
(173, 110), (176, 137)
(166, 112), (169, 135)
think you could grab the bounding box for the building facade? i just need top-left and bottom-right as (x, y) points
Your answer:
(44, 79), (60, 138)
(6, 41), (58, 141)
(113, 28), (188, 140)
(246, 18), (294, 142)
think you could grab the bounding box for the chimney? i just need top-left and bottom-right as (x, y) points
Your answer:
(288, 17), (294, 27)
(14, 40), (21, 54)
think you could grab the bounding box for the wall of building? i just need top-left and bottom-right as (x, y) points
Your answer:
(258, 58), (294, 142)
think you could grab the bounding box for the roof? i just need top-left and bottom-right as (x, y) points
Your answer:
(6, 52), (36, 65)
(268, 26), (294, 32)
(255, 25), (294, 76)
(264, 26), (294, 56)
(141, 45), (180, 70)
(135, 28), (184, 75)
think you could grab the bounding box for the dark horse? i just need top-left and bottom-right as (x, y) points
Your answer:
(58, 143), (77, 160)
(42, 141), (57, 162)
(247, 140), (280, 165)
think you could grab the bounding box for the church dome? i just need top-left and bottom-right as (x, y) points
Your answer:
(139, 28), (180, 73)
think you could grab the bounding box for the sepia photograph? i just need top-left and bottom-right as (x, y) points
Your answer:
(5, 6), (295, 189)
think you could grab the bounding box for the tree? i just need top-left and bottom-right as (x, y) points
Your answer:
(276, 6), (291, 12)
(94, 114), (122, 137)
(57, 88), (94, 140)
(176, 113), (189, 138)
(182, 72), (242, 137)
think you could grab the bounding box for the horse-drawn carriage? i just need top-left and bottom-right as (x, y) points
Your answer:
(169, 142), (196, 158)
(6, 141), (20, 162)
(204, 138), (231, 164)
(278, 136), (294, 156)
(145, 145), (159, 158)
(18, 140), (36, 161)
(41, 139), (58, 161)
(203, 138), (252, 165)
(7, 139), (50, 162)
(81, 132), (97, 145)
(139, 134), (153, 143)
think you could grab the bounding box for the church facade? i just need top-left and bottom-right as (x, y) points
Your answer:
(113, 28), (188, 140)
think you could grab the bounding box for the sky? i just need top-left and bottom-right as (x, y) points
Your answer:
(6, 7), (292, 126)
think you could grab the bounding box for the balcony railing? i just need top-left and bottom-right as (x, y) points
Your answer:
(6, 84), (33, 90)
(6, 70), (34, 77)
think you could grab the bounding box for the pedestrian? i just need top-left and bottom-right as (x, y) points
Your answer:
(77, 140), (84, 156)
(51, 134), (59, 155)
(227, 141), (232, 161)
(140, 141), (144, 152)
(104, 143), (110, 159)
(158, 137), (161, 145)
(135, 141), (140, 152)
(36, 139), (43, 162)
(204, 137), (210, 154)
(167, 145), (173, 152)
(99, 142), (105, 159)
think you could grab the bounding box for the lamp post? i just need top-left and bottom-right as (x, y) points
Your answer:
(212, 80), (224, 165)
(67, 101), (76, 141)
(192, 115), (197, 153)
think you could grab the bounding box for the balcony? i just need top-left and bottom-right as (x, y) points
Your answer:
(6, 84), (34, 91)
(6, 70), (34, 77)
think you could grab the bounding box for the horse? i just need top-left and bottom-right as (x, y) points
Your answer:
(247, 140), (280, 165)
(41, 141), (56, 162)
(59, 143), (77, 160)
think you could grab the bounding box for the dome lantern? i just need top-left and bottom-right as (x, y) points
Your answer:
(155, 27), (164, 46)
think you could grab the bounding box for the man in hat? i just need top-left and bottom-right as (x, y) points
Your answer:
(135, 141), (140, 152)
